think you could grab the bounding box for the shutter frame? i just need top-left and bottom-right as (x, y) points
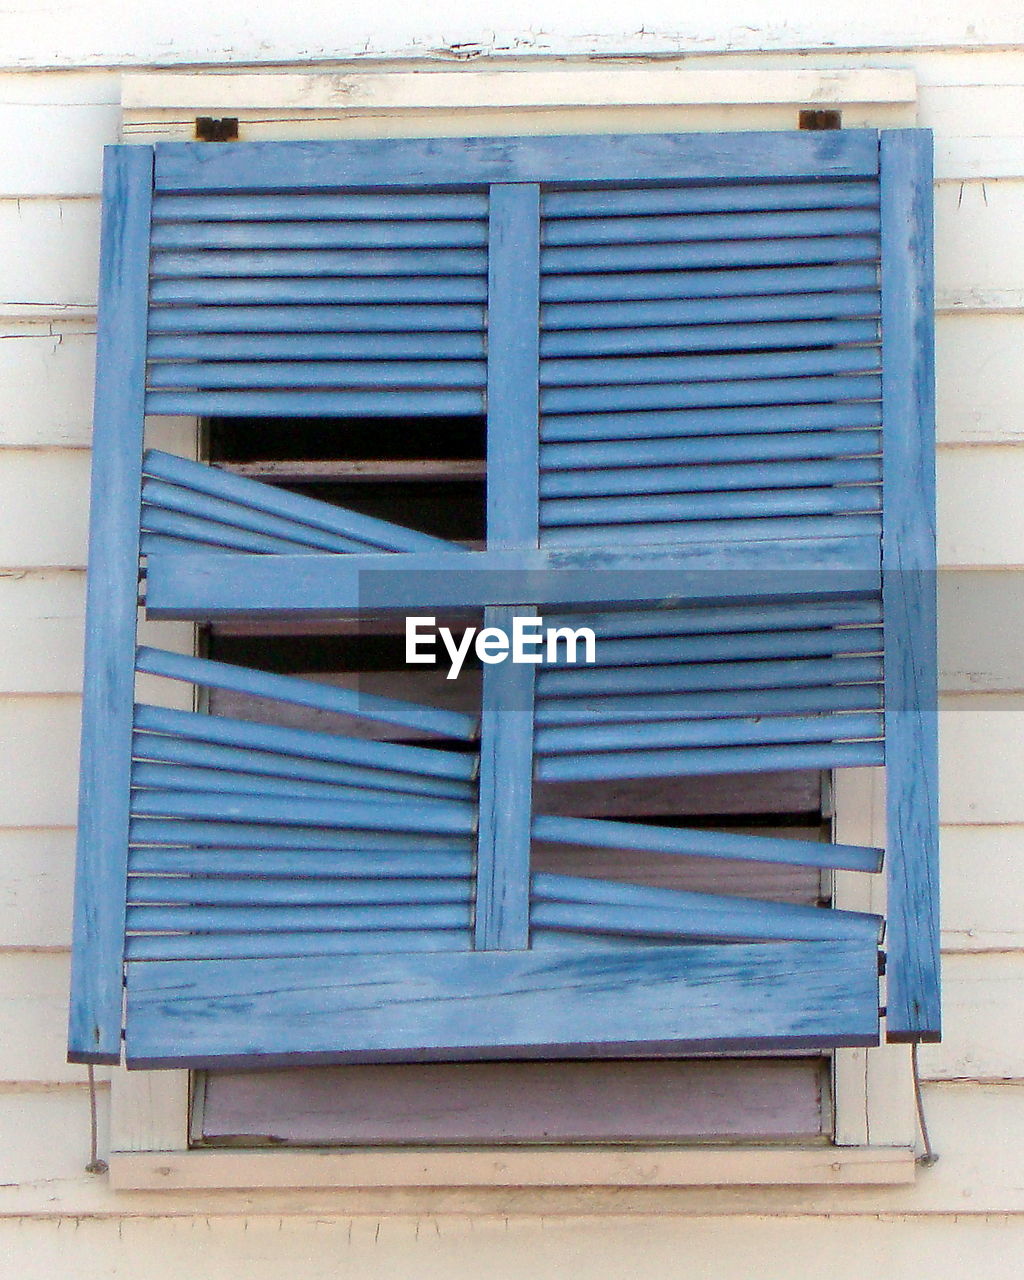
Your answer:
(69, 130), (938, 1068)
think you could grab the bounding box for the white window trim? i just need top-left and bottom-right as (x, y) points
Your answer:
(107, 63), (920, 1190)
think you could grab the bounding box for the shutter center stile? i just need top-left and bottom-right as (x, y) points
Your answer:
(473, 184), (541, 952)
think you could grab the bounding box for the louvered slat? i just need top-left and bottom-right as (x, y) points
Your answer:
(146, 189), (489, 416)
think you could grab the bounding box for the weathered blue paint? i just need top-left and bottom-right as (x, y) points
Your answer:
(532, 814), (882, 874)
(542, 291), (880, 332)
(540, 263), (879, 304)
(536, 740), (884, 782)
(147, 331), (486, 360)
(125, 930), (474, 962)
(144, 541), (880, 618)
(68, 145), (154, 1065)
(474, 185), (542, 952)
(152, 130), (880, 192)
(136, 645), (476, 740)
(72, 130), (944, 1068)
(541, 429), (881, 469)
(543, 206), (881, 245)
(151, 191), (490, 223)
(123, 939), (880, 1067)
(537, 685), (882, 725)
(880, 131), (941, 1043)
(150, 247), (488, 277)
(540, 347), (880, 388)
(149, 303), (487, 333)
(143, 450), (461, 553)
(531, 873), (881, 943)
(541, 402), (883, 442)
(544, 181), (880, 217)
(133, 703), (475, 781)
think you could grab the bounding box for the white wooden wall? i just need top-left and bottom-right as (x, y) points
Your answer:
(2, 5), (1024, 1273)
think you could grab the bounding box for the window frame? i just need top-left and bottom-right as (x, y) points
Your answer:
(103, 62), (922, 1188)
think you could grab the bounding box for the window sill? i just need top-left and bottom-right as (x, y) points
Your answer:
(109, 1144), (916, 1191)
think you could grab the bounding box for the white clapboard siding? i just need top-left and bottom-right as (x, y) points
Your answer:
(939, 571), (1024, 693)
(937, 447), (1024, 566)
(939, 704), (1024, 824)
(918, 953), (1024, 1081)
(921, 84), (1024, 180)
(936, 314), (1024, 445)
(4, 1214), (1024, 1280)
(0, 697), (80, 826)
(2, 2), (1023, 67)
(942, 826), (1024, 951)
(0, 1086), (108, 1184)
(0, 199), (100, 309)
(0, 450), (90, 568)
(0, 570), (191, 694)
(0, 99), (118, 197)
(0, 829), (75, 949)
(0, 953), (111, 1084)
(935, 180), (1024, 304)
(0, 328), (96, 448)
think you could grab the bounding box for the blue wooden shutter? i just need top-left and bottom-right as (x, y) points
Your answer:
(68, 130), (937, 1068)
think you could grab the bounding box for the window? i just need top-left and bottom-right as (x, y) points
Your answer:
(70, 130), (937, 1158)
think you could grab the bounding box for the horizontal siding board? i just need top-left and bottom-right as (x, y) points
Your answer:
(0, 449), (90, 568)
(0, 697), (81, 826)
(0, 198), (101, 307)
(0, 99), (118, 196)
(0, 953), (103, 1084)
(0, 329), (95, 448)
(940, 705), (1024, 824)
(942, 826), (1024, 951)
(918, 953), (1024, 1081)
(937, 314), (1024, 445)
(0, 829), (75, 948)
